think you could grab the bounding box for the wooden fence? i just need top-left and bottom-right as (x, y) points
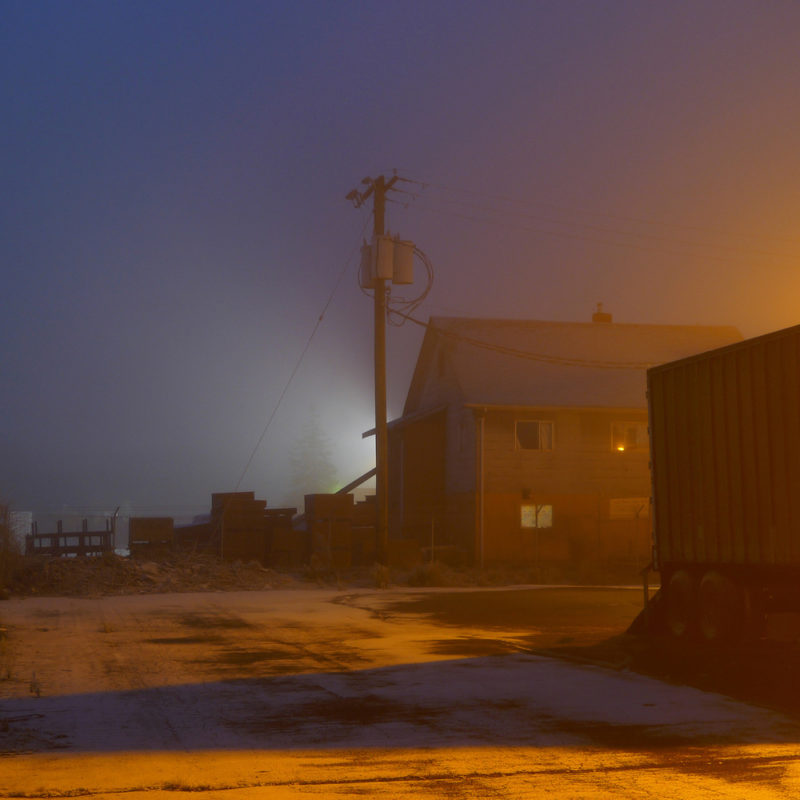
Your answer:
(25, 519), (115, 557)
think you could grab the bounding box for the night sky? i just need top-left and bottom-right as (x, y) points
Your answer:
(3, 1), (800, 519)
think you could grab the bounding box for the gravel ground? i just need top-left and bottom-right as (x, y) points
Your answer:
(3, 587), (800, 799)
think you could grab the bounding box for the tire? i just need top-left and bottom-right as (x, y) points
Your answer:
(744, 587), (767, 641)
(664, 569), (695, 638)
(698, 570), (744, 644)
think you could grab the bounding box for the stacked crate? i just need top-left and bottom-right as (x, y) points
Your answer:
(306, 493), (354, 570)
(387, 537), (423, 568)
(265, 508), (305, 568)
(212, 492), (269, 564)
(351, 495), (377, 565)
(129, 517), (174, 559)
(173, 520), (215, 554)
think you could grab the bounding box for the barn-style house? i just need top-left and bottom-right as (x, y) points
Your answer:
(387, 310), (741, 573)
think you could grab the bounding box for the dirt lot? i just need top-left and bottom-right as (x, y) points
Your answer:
(4, 566), (800, 797)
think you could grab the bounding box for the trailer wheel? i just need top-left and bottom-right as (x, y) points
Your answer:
(664, 570), (695, 638)
(744, 588), (767, 641)
(698, 571), (744, 643)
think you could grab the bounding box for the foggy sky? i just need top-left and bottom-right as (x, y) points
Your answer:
(3, 1), (800, 518)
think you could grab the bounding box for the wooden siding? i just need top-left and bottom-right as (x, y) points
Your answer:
(480, 409), (650, 498)
(475, 408), (651, 567)
(446, 405), (477, 493)
(388, 410), (447, 548)
(481, 491), (650, 566)
(390, 404), (653, 569)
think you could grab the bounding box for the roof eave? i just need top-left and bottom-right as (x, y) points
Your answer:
(462, 402), (647, 413)
(363, 404), (448, 438)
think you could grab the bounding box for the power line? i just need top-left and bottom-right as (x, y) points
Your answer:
(234, 214), (371, 490)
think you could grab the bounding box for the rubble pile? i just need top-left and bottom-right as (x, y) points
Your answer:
(6, 553), (293, 597)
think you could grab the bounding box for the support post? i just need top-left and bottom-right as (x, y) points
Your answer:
(370, 175), (396, 563)
(347, 173), (399, 564)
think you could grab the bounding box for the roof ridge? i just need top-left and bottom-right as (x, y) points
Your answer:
(428, 315), (740, 331)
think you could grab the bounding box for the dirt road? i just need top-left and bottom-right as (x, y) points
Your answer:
(2, 586), (800, 798)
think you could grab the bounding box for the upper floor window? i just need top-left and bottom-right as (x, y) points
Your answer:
(611, 421), (648, 452)
(516, 420), (554, 451)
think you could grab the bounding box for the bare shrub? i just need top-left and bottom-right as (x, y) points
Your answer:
(406, 561), (461, 587)
(370, 562), (391, 588)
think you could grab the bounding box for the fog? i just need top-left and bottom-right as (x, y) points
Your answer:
(3, 1), (800, 519)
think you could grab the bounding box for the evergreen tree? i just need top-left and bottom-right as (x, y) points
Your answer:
(289, 411), (338, 509)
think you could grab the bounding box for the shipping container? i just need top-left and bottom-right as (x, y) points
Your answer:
(647, 323), (800, 641)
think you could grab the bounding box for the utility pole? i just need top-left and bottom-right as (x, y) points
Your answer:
(372, 176), (389, 562)
(347, 173), (399, 562)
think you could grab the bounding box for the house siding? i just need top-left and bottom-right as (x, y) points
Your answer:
(388, 410), (447, 547)
(393, 317), (740, 574)
(476, 408), (651, 568)
(481, 409), (649, 495)
(446, 405), (477, 493)
(388, 405), (651, 570)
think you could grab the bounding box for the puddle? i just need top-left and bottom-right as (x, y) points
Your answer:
(146, 635), (221, 645)
(427, 637), (520, 657)
(176, 612), (254, 630)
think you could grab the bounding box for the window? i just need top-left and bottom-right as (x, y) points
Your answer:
(521, 504), (553, 528)
(516, 420), (554, 450)
(611, 421), (648, 452)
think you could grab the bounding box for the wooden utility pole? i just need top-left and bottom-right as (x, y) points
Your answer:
(372, 176), (389, 562)
(346, 173), (399, 562)
(371, 175), (400, 561)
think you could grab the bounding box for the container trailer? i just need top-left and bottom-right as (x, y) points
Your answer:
(647, 323), (800, 641)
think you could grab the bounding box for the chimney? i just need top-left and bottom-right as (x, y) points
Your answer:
(592, 302), (612, 324)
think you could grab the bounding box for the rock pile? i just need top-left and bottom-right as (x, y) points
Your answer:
(5, 553), (293, 597)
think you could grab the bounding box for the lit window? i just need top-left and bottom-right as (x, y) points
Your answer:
(516, 420), (554, 450)
(521, 504), (553, 528)
(611, 421), (648, 452)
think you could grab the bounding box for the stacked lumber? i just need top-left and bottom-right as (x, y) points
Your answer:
(212, 492), (269, 564)
(129, 517), (174, 559)
(352, 495), (377, 565)
(305, 494), (354, 570)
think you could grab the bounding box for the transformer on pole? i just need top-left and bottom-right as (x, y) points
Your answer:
(346, 173), (415, 562)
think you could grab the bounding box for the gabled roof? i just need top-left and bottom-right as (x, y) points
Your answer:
(403, 316), (742, 414)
